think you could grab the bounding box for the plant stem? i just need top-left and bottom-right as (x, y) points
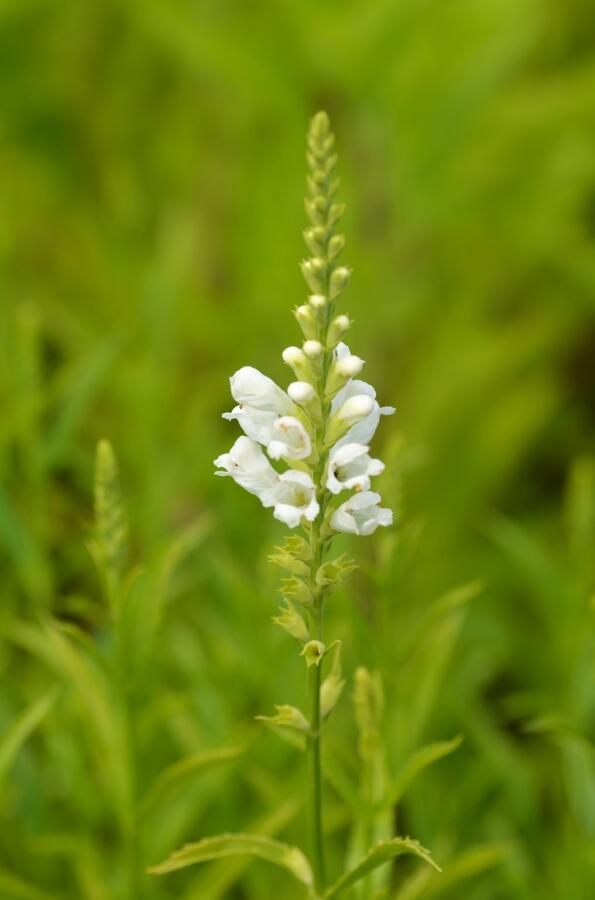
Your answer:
(308, 618), (325, 895)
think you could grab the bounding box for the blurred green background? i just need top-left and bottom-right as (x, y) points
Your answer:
(1, 1), (594, 898)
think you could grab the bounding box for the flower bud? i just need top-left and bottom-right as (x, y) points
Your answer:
(282, 345), (308, 379)
(328, 234), (345, 260)
(288, 381), (316, 405)
(303, 226), (326, 256)
(338, 394), (374, 424)
(309, 294), (327, 310)
(327, 314), (351, 346)
(330, 266), (350, 299)
(303, 340), (323, 359)
(336, 354), (364, 378)
(301, 258), (326, 293)
(294, 304), (318, 340)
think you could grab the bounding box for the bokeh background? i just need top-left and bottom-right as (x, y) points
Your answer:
(1, 1), (594, 898)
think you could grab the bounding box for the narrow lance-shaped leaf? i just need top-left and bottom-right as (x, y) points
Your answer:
(0, 687), (59, 784)
(382, 736), (463, 809)
(140, 746), (244, 815)
(324, 837), (440, 899)
(148, 833), (313, 889)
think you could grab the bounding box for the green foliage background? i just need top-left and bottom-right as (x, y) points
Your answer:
(0, 1), (594, 898)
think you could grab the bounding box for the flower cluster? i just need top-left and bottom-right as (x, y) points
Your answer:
(215, 114), (394, 538)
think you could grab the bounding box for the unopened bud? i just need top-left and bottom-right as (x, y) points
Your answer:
(336, 354), (364, 378)
(288, 381), (316, 405)
(327, 314), (351, 346)
(338, 394), (374, 424)
(330, 266), (350, 299)
(301, 258), (326, 292)
(303, 340), (323, 359)
(328, 234), (345, 260)
(282, 345), (308, 378)
(309, 294), (327, 310)
(294, 304), (318, 340)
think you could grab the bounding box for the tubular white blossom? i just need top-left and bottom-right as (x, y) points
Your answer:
(326, 442), (384, 494)
(229, 366), (293, 414)
(261, 470), (320, 528)
(330, 490), (393, 535)
(332, 378), (395, 447)
(213, 436), (278, 502)
(267, 416), (312, 460)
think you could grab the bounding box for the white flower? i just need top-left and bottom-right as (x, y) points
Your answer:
(330, 491), (393, 535)
(332, 378), (395, 446)
(223, 366), (312, 460)
(261, 470), (319, 528)
(267, 416), (312, 460)
(214, 437), (319, 528)
(228, 366), (293, 414)
(326, 442), (384, 494)
(214, 436), (278, 498)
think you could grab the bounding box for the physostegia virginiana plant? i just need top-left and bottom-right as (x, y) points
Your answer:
(150, 112), (439, 899)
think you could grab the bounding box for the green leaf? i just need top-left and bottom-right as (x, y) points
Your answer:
(0, 687), (59, 783)
(141, 746), (244, 815)
(325, 838), (440, 898)
(148, 833), (313, 887)
(422, 842), (512, 898)
(382, 736), (463, 809)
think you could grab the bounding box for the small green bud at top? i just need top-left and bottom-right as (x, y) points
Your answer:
(329, 266), (351, 299)
(304, 226), (327, 256)
(301, 640), (326, 667)
(328, 234), (345, 260)
(309, 294), (327, 311)
(301, 258), (326, 293)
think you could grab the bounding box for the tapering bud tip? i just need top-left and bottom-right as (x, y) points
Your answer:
(327, 314), (351, 345)
(309, 294), (327, 310)
(330, 266), (351, 298)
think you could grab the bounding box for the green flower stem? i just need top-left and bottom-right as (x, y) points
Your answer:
(307, 603), (325, 894)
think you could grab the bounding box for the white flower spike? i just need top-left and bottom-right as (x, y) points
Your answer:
(209, 111), (407, 900)
(330, 491), (393, 535)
